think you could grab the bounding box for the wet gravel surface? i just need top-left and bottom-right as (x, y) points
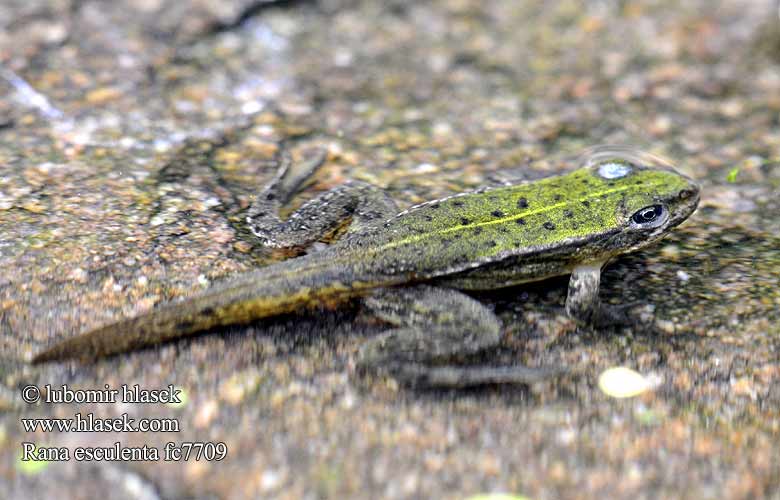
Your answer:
(1, 1), (780, 498)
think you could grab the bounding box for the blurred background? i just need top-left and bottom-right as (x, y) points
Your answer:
(1, 1), (779, 499)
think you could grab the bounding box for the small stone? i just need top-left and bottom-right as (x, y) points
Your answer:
(719, 99), (744, 118)
(221, 370), (262, 405)
(246, 137), (279, 157)
(598, 367), (658, 398)
(194, 399), (219, 428)
(67, 267), (88, 283)
(731, 377), (756, 399)
(413, 163), (438, 174)
(86, 87), (123, 104)
(208, 228), (233, 244)
(241, 100), (264, 114)
(659, 244), (681, 260)
(478, 453), (501, 476)
(149, 215), (166, 226)
(20, 201), (46, 213)
(401, 473), (419, 495)
(650, 114), (672, 135)
(260, 469), (282, 492)
(423, 453), (445, 472)
(233, 240), (253, 253)
(655, 319), (677, 334)
(340, 389), (356, 410)
(185, 460), (210, 481)
(548, 460), (568, 482)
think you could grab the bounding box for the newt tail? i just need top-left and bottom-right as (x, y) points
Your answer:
(32, 251), (396, 362)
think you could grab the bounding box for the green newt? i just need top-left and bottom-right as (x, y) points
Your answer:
(33, 146), (700, 386)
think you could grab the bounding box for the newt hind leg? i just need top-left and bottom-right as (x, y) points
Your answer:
(247, 149), (398, 249)
(357, 285), (563, 387)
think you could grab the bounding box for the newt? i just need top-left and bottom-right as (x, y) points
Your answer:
(33, 146), (700, 387)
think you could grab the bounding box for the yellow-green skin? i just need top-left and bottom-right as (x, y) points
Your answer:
(375, 163), (696, 284)
(33, 156), (699, 362)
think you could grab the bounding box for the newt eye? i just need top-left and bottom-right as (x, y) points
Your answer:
(631, 204), (666, 227)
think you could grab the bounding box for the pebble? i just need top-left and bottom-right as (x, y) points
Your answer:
(194, 399), (219, 428)
(598, 367), (658, 398)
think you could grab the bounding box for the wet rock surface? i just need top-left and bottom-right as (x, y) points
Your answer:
(1, 1), (779, 498)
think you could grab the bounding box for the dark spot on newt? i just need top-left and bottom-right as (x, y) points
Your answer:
(460, 217), (470, 225)
(515, 218), (526, 225)
(430, 203), (440, 209)
(582, 200), (590, 207)
(553, 194), (562, 201)
(517, 198), (528, 209)
(474, 227), (484, 235)
(177, 320), (195, 331)
(486, 240), (497, 248)
(543, 222), (556, 230)
(679, 189), (694, 200)
(491, 209), (504, 217)
(452, 200), (464, 207)
(563, 209), (573, 218)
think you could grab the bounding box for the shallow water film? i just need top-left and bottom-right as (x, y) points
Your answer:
(1, 1), (779, 499)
